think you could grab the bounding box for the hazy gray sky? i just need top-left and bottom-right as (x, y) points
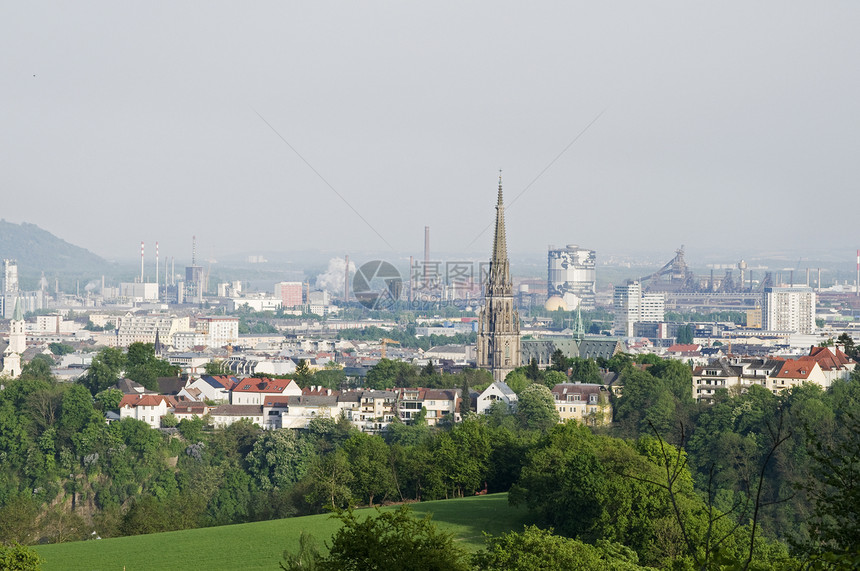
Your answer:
(2, 2), (859, 264)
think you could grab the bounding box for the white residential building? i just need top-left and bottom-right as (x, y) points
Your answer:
(118, 394), (176, 429)
(173, 316), (240, 350)
(114, 314), (191, 347)
(762, 286), (816, 334)
(477, 381), (518, 415)
(613, 281), (641, 337)
(641, 292), (666, 323)
(230, 378), (302, 405)
(197, 316), (239, 348)
(613, 281), (664, 337)
(209, 404), (265, 428)
(178, 375), (237, 402)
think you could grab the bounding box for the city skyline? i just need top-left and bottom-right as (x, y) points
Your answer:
(3, 3), (860, 261)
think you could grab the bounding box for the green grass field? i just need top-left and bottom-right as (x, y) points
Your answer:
(35, 493), (531, 571)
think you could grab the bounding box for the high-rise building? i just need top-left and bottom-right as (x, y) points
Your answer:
(613, 280), (665, 337)
(2, 259), (19, 319)
(640, 292), (666, 323)
(477, 177), (521, 382)
(613, 281), (641, 337)
(762, 286), (815, 334)
(3, 259), (18, 294)
(185, 266), (204, 302)
(275, 281), (304, 308)
(547, 245), (596, 309)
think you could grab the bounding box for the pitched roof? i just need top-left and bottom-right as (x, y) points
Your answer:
(286, 395), (339, 407)
(232, 377), (296, 393)
(773, 359), (817, 379)
(423, 389), (460, 401)
(201, 375), (238, 390)
(550, 383), (607, 400)
(578, 339), (625, 360)
(302, 386), (336, 396)
(114, 378), (155, 395)
(263, 396), (292, 407)
(693, 358), (742, 377)
(156, 377), (187, 395)
(119, 394), (175, 408)
(802, 346), (853, 371)
(667, 344), (701, 353)
(485, 381), (516, 397)
(182, 387), (203, 399)
(173, 402), (209, 414)
(209, 404), (264, 416)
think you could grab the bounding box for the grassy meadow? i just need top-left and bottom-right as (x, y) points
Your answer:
(35, 493), (530, 570)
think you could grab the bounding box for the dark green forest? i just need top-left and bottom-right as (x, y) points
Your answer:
(1, 350), (859, 569)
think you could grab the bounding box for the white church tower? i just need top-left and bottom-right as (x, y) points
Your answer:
(2, 299), (26, 378)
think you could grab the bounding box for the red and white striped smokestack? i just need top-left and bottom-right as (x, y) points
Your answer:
(140, 241), (145, 283)
(856, 249), (859, 296)
(156, 242), (160, 289)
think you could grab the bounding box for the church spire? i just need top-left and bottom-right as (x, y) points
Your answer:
(489, 172), (511, 296)
(477, 173), (521, 382)
(11, 297), (23, 322)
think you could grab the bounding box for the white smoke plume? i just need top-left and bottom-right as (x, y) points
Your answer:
(315, 257), (356, 295)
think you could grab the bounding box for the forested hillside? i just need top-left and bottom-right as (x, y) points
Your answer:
(0, 220), (110, 278)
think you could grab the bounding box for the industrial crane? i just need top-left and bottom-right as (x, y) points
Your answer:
(380, 338), (400, 359)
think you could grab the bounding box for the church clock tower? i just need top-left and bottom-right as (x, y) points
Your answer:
(477, 175), (521, 381)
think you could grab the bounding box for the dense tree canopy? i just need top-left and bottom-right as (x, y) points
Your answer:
(0, 348), (857, 570)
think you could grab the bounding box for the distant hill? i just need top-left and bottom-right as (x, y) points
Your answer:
(0, 220), (110, 275)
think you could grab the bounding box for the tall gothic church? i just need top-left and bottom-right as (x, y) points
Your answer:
(477, 176), (521, 381)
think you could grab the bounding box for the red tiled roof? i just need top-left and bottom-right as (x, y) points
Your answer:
(802, 346), (853, 371)
(233, 377), (296, 393)
(301, 387), (337, 397)
(173, 402), (209, 414)
(667, 344), (701, 353)
(773, 359), (816, 379)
